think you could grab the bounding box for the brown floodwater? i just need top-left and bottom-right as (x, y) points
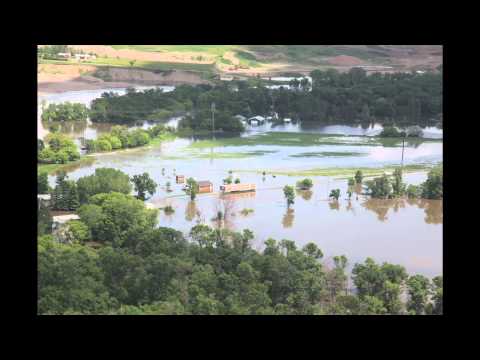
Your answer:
(40, 87), (443, 278)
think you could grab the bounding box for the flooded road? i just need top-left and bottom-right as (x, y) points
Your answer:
(39, 86), (443, 278)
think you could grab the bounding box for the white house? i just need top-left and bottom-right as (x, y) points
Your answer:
(52, 214), (80, 231)
(284, 118), (291, 123)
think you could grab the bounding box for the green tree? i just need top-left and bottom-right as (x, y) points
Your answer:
(421, 164), (443, 199)
(354, 170), (363, 184)
(78, 192), (158, 247)
(406, 274), (431, 315)
(329, 189), (340, 200)
(77, 168), (132, 204)
(38, 172), (50, 194)
(38, 236), (117, 314)
(391, 168), (406, 197)
(185, 177), (198, 200)
(131, 173), (157, 201)
(366, 174), (392, 199)
(296, 178), (313, 190)
(283, 185), (295, 208)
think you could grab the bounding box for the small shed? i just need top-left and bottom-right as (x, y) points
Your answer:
(176, 175), (185, 184)
(197, 181), (213, 193)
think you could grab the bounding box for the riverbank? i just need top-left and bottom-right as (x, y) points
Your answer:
(38, 64), (211, 95)
(38, 156), (96, 175)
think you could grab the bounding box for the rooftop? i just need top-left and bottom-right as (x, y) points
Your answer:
(52, 214), (80, 224)
(198, 181), (213, 187)
(38, 194), (51, 200)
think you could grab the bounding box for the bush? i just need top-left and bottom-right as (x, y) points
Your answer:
(97, 139), (112, 152)
(348, 178), (355, 186)
(164, 205), (175, 214)
(421, 165), (442, 199)
(67, 220), (91, 243)
(296, 178), (313, 190)
(380, 126), (402, 137)
(366, 174), (392, 198)
(406, 184), (421, 198)
(355, 170), (363, 184)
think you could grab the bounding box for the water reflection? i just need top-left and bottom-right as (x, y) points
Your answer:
(185, 200), (200, 222)
(329, 200), (340, 211)
(297, 189), (313, 201)
(282, 208), (295, 228)
(361, 197), (442, 224)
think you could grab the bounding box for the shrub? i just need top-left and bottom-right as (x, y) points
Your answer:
(97, 139), (112, 152)
(296, 178), (313, 190)
(406, 184), (421, 198)
(380, 126), (402, 137)
(355, 170), (363, 184)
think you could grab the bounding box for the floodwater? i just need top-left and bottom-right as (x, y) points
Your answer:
(39, 86), (443, 278)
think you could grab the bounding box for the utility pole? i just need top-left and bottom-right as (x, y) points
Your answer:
(211, 102), (215, 134)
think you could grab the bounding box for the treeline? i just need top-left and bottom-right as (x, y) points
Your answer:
(85, 124), (172, 153)
(37, 168), (158, 212)
(89, 68), (441, 131)
(363, 164), (443, 200)
(37, 167), (442, 315)
(41, 102), (89, 122)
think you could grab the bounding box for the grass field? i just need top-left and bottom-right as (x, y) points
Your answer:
(39, 58), (215, 73)
(234, 163), (437, 178)
(187, 132), (442, 149)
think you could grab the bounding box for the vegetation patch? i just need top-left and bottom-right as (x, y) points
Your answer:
(290, 151), (366, 158)
(234, 163), (436, 178)
(38, 156), (96, 175)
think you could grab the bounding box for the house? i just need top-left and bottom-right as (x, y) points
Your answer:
(52, 214), (80, 231)
(57, 52), (71, 59)
(74, 53), (96, 61)
(220, 183), (256, 193)
(220, 76), (234, 81)
(38, 194), (51, 208)
(247, 116), (266, 125)
(197, 181), (213, 193)
(284, 118), (292, 123)
(176, 175), (185, 184)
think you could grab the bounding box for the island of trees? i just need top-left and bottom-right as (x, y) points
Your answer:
(89, 68), (442, 132)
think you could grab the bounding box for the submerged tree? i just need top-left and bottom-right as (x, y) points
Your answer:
(185, 178), (198, 201)
(283, 185), (295, 208)
(131, 173), (157, 201)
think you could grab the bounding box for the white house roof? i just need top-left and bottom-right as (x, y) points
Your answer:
(249, 116), (265, 121)
(52, 214), (80, 224)
(38, 194), (51, 200)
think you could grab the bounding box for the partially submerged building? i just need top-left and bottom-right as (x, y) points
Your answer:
(197, 181), (213, 193)
(176, 175), (185, 184)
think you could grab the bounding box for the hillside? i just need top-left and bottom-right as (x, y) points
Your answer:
(38, 45), (442, 93)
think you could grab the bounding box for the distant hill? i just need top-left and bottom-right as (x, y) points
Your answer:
(69, 45), (442, 76)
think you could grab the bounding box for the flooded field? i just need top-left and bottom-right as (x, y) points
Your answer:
(39, 87), (443, 278)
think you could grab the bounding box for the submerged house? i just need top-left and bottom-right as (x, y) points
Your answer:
(197, 181), (213, 193)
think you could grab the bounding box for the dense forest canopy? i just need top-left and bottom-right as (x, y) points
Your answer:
(89, 68), (442, 130)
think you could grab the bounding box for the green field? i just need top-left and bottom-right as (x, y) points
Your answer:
(187, 132), (442, 149)
(234, 163), (437, 178)
(39, 58), (214, 73)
